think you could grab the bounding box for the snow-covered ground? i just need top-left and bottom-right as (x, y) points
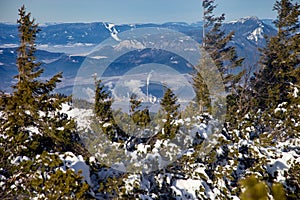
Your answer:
(2, 96), (299, 199)
(60, 100), (300, 199)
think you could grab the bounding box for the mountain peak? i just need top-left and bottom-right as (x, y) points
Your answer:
(229, 16), (260, 24)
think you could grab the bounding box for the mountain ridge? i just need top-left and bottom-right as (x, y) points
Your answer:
(0, 16), (277, 93)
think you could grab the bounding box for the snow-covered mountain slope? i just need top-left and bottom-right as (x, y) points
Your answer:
(0, 16), (276, 93)
(0, 16), (275, 52)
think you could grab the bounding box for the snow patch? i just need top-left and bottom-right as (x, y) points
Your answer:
(247, 27), (264, 42)
(59, 152), (92, 186)
(114, 39), (145, 51)
(11, 156), (30, 165)
(104, 22), (121, 41)
(267, 151), (299, 182)
(174, 179), (202, 199)
(63, 103), (93, 130)
(0, 44), (18, 48)
(90, 56), (108, 59)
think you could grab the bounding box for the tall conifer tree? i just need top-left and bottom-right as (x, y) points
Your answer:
(192, 0), (244, 120)
(1, 5), (79, 156)
(0, 6), (90, 198)
(129, 93), (150, 128)
(202, 0), (244, 93)
(252, 0), (300, 111)
(93, 76), (128, 141)
(159, 87), (180, 139)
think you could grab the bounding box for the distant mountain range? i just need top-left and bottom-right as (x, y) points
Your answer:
(0, 16), (277, 94)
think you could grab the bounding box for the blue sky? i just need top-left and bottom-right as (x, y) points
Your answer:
(0, 0), (277, 24)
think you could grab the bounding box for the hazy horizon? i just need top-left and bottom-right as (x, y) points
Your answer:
(0, 0), (277, 25)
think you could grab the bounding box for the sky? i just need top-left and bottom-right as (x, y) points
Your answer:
(0, 0), (278, 25)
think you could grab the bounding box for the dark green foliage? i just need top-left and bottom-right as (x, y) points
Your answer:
(40, 169), (89, 199)
(252, 0), (300, 111)
(239, 175), (287, 200)
(285, 162), (300, 199)
(160, 88), (180, 117)
(1, 2), (299, 199)
(239, 175), (268, 200)
(130, 93), (142, 114)
(202, 0), (244, 93)
(1, 6), (83, 155)
(0, 6), (43, 157)
(129, 93), (151, 128)
(93, 76), (116, 140)
(22, 152), (89, 199)
(159, 87), (180, 139)
(94, 77), (115, 140)
(230, 3), (300, 199)
(98, 175), (127, 199)
(0, 6), (90, 199)
(272, 183), (287, 200)
(93, 76), (128, 141)
(192, 70), (211, 114)
(1, 144), (90, 198)
(248, 0), (300, 142)
(94, 76), (113, 124)
(193, 0), (245, 123)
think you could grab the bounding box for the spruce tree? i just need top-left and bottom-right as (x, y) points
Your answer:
(202, 0), (244, 92)
(250, 0), (300, 140)
(252, 0), (300, 111)
(159, 87), (180, 139)
(0, 6), (90, 198)
(1, 5), (83, 155)
(189, 1), (244, 194)
(1, 5), (43, 158)
(234, 1), (299, 197)
(93, 76), (115, 138)
(192, 68), (211, 114)
(195, 0), (245, 122)
(129, 93), (142, 125)
(93, 76), (128, 141)
(94, 76), (113, 123)
(129, 93), (150, 128)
